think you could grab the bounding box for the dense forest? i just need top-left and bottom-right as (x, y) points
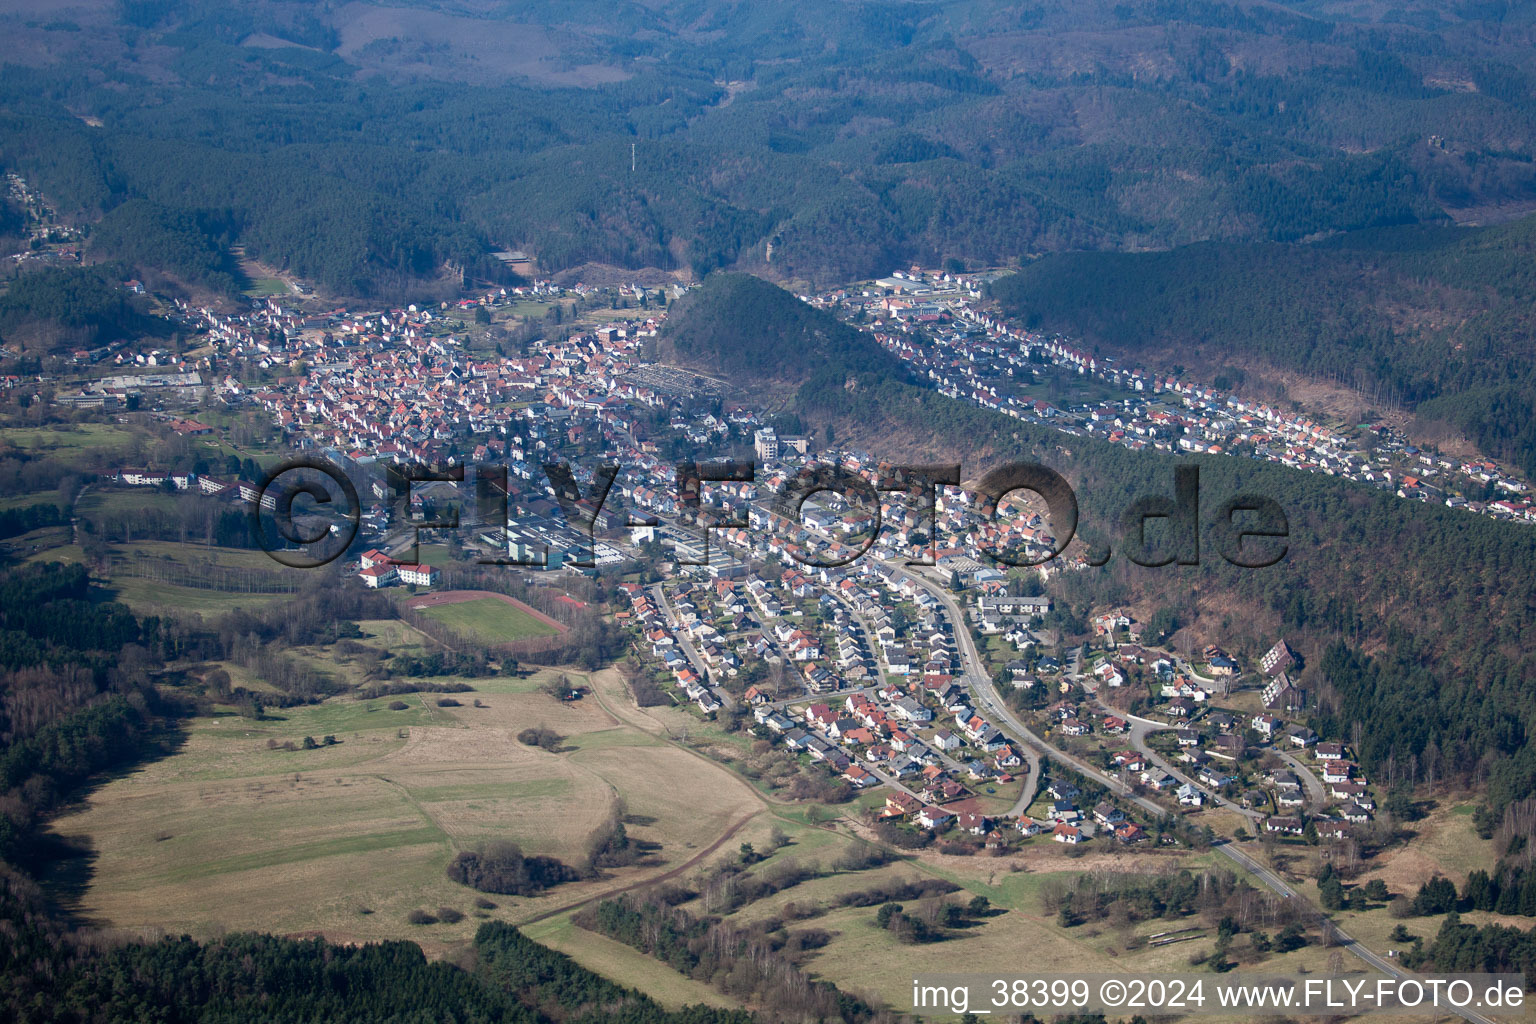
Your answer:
(0, 265), (157, 352)
(88, 198), (241, 295)
(1417, 912), (1536, 978)
(662, 272), (1536, 822)
(4, 1), (1536, 294)
(658, 272), (910, 387)
(577, 893), (879, 1022)
(989, 214), (1536, 476)
(0, 890), (767, 1024)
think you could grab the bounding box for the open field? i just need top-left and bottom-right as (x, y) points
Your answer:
(78, 489), (185, 517)
(1356, 793), (1496, 892)
(23, 541), (85, 564)
(51, 668), (765, 957)
(116, 540), (287, 571)
(410, 543), (459, 568)
(2, 525), (73, 561)
(568, 670), (1308, 1011)
(45, 649), (1470, 1015)
(0, 423), (137, 462)
(409, 591), (562, 643)
(0, 491), (67, 512)
(45, 647), (1474, 1019)
(245, 277), (292, 297)
(94, 541), (303, 615)
(102, 577), (288, 616)
(642, 821), (1299, 1013)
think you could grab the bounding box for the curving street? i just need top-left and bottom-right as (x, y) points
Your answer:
(890, 567), (1503, 1024)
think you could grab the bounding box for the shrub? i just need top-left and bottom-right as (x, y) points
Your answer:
(872, 821), (933, 849)
(785, 928), (832, 951)
(388, 700), (409, 710)
(1276, 923), (1307, 952)
(406, 909), (437, 925)
(446, 841), (581, 895)
(435, 906), (464, 923)
(516, 726), (564, 752)
(436, 697), (462, 707)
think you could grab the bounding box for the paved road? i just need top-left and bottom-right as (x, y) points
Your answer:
(904, 578), (1498, 1023)
(825, 586), (881, 680)
(1067, 644), (1085, 682)
(1277, 749), (1329, 807)
(769, 685), (976, 778)
(647, 583), (734, 710)
(886, 573), (1501, 1016)
(1088, 692), (1264, 822)
(907, 566), (1044, 814)
(894, 565), (1200, 819)
(624, 537), (1498, 1017)
(1214, 842), (1503, 1024)
(70, 482), (92, 546)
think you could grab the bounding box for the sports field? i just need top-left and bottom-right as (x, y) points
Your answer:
(410, 591), (562, 643)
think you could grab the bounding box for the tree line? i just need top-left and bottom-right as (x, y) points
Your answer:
(576, 893), (879, 1023)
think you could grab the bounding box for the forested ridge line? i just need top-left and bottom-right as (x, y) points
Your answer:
(8, 1), (1536, 294)
(989, 214), (1536, 477)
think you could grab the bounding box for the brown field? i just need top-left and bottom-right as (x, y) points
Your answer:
(1355, 794), (1496, 893)
(331, 1), (629, 87)
(51, 668), (765, 957)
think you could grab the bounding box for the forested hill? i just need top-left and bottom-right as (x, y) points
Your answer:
(7, 1), (1536, 293)
(0, 265), (162, 353)
(658, 273), (906, 386)
(989, 215), (1536, 475)
(658, 274), (1536, 820)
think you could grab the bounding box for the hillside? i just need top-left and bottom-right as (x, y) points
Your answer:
(989, 216), (1536, 474)
(659, 272), (1536, 817)
(660, 273), (1023, 457)
(7, 2), (1536, 292)
(658, 273), (904, 386)
(0, 265), (161, 354)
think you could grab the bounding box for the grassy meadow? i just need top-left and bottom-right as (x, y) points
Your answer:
(416, 596), (560, 643)
(52, 668), (764, 957)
